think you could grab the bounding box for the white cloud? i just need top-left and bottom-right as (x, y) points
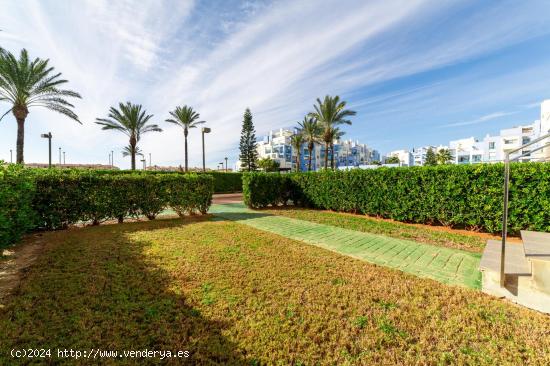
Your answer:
(445, 111), (518, 127)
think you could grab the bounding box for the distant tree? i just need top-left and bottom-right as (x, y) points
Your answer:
(385, 156), (400, 164)
(308, 95), (356, 169)
(165, 105), (205, 172)
(328, 126), (345, 169)
(298, 116), (321, 171)
(239, 108), (258, 171)
(96, 102), (162, 170)
(291, 133), (304, 172)
(437, 148), (453, 165)
(122, 145), (144, 159)
(371, 160), (382, 165)
(0, 49), (81, 163)
(257, 157), (279, 172)
(425, 148), (438, 166)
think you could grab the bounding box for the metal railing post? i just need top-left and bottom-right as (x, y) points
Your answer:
(500, 153), (510, 287)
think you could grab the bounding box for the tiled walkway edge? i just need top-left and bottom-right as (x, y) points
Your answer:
(210, 203), (482, 289)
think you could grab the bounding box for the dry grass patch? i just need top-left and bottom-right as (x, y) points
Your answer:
(1, 217), (549, 365)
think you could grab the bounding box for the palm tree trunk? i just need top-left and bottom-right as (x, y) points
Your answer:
(16, 117), (25, 164)
(130, 136), (137, 170)
(330, 143), (335, 169)
(324, 142), (329, 169)
(184, 130), (188, 172)
(308, 143), (313, 171)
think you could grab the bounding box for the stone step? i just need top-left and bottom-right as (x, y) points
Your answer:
(479, 240), (531, 276)
(520, 230), (550, 261)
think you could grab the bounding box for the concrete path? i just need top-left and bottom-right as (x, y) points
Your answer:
(210, 203), (481, 289)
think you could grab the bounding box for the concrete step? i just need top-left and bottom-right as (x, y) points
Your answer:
(479, 240), (531, 276)
(520, 230), (550, 261)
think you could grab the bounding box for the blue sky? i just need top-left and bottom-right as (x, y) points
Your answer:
(1, 0), (550, 168)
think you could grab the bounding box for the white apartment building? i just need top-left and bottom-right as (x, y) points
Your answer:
(256, 128), (295, 170)
(387, 150), (413, 166)
(403, 100), (550, 166)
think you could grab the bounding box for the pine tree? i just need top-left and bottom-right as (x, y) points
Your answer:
(425, 148), (438, 166)
(239, 108), (258, 171)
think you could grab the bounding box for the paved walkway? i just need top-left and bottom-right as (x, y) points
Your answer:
(210, 203), (481, 289)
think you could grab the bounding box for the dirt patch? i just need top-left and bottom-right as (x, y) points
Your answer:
(212, 193), (243, 204)
(0, 234), (47, 305)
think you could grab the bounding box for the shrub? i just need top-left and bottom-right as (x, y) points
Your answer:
(242, 163), (550, 234)
(0, 163), (36, 247)
(30, 169), (213, 230)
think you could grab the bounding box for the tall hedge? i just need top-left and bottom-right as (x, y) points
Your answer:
(0, 167), (214, 246)
(0, 164), (36, 247)
(32, 170), (214, 230)
(243, 163), (550, 234)
(91, 170), (242, 194)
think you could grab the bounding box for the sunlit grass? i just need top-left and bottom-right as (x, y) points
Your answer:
(1, 217), (548, 364)
(261, 207), (487, 252)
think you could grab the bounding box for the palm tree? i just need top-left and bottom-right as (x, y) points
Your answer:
(298, 116), (321, 171)
(328, 126), (345, 169)
(165, 105), (205, 172)
(95, 102), (161, 170)
(437, 148), (453, 165)
(291, 133), (304, 172)
(308, 95), (356, 169)
(0, 49), (81, 163)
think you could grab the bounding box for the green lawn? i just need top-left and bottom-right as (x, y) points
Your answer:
(260, 207), (488, 253)
(1, 216), (549, 365)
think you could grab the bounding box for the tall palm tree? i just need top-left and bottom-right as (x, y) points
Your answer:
(328, 126), (345, 169)
(95, 102), (161, 170)
(291, 133), (304, 172)
(298, 116), (321, 171)
(165, 105), (205, 172)
(0, 49), (81, 163)
(308, 95), (356, 169)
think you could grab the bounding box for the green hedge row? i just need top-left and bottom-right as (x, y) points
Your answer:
(33, 170), (213, 230)
(92, 170), (242, 193)
(0, 167), (214, 247)
(243, 163), (550, 234)
(0, 164), (36, 246)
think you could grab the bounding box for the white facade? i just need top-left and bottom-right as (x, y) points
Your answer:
(387, 150), (413, 166)
(256, 128), (295, 170)
(402, 100), (550, 166)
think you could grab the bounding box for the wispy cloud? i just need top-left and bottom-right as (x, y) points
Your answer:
(444, 111), (518, 127)
(1, 0), (550, 166)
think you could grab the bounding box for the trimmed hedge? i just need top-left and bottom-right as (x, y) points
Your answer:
(32, 170), (213, 230)
(91, 170), (242, 194)
(0, 167), (214, 246)
(243, 163), (550, 234)
(0, 164), (36, 247)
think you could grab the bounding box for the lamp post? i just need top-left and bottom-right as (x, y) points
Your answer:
(201, 127), (211, 172)
(141, 159), (146, 170)
(40, 132), (52, 168)
(224, 157), (228, 172)
(63, 151), (65, 164)
(149, 153), (152, 169)
(58, 147), (62, 165)
(10, 149), (12, 163)
(111, 150), (114, 167)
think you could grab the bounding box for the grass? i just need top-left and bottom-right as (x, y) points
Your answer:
(261, 207), (488, 253)
(1, 216), (549, 364)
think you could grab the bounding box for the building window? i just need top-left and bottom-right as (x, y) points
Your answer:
(489, 142), (495, 150)
(522, 137), (530, 145)
(472, 155), (482, 163)
(458, 155), (470, 164)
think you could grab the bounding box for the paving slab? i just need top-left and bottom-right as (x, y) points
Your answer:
(210, 203), (482, 289)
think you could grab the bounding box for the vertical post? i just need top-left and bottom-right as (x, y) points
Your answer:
(225, 157), (228, 172)
(149, 153), (152, 168)
(202, 131), (206, 172)
(111, 150), (114, 167)
(48, 135), (52, 168)
(10, 149), (12, 163)
(63, 151), (65, 164)
(59, 147), (62, 164)
(500, 153), (510, 287)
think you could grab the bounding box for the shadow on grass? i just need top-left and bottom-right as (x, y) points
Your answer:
(0, 217), (249, 365)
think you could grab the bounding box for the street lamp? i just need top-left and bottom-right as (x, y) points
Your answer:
(141, 158), (146, 170)
(63, 151), (66, 164)
(224, 157), (228, 172)
(10, 149), (12, 163)
(58, 147), (62, 164)
(201, 127), (211, 172)
(40, 132), (52, 168)
(111, 150), (114, 167)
